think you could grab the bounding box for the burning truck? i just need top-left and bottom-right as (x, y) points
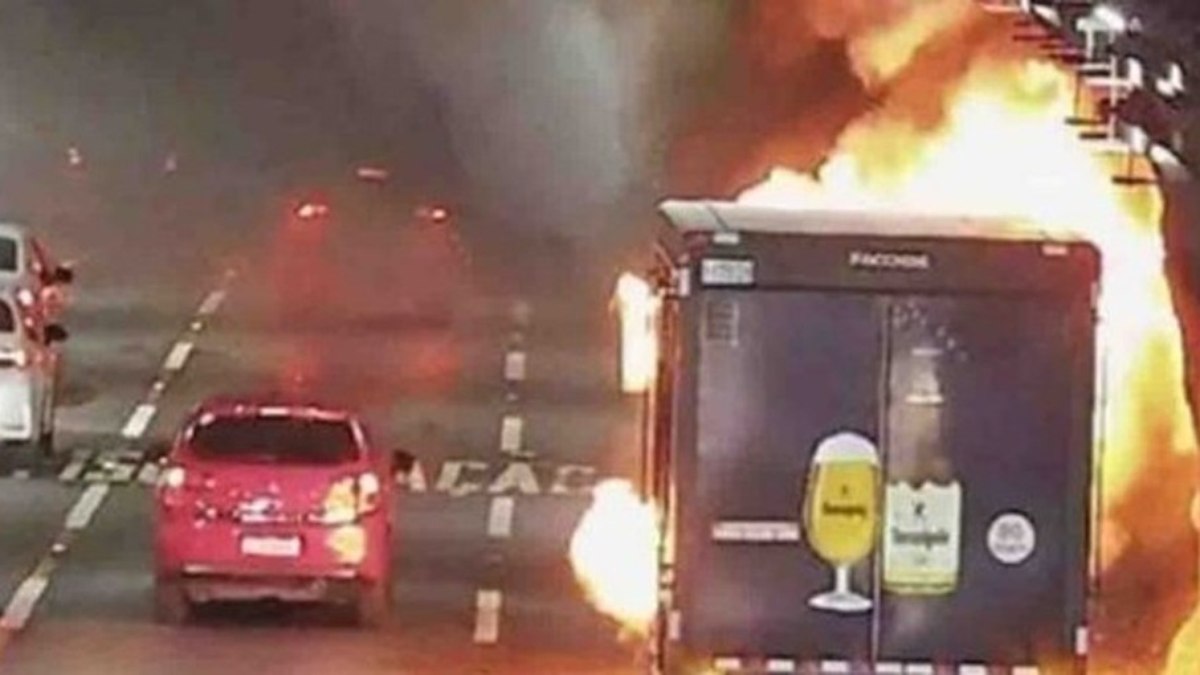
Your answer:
(628, 200), (1101, 674)
(570, 2), (1200, 671)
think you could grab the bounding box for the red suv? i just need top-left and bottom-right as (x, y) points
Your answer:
(153, 397), (410, 626)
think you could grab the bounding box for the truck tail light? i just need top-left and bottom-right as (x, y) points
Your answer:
(0, 348), (28, 368)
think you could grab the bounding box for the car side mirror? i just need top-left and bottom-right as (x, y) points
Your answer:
(45, 324), (68, 344)
(392, 449), (416, 476)
(53, 265), (75, 284)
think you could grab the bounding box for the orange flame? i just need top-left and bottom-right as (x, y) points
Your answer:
(577, 1), (1196, 666)
(569, 479), (660, 633)
(736, 5), (1197, 672)
(614, 273), (661, 394)
(737, 57), (1196, 501)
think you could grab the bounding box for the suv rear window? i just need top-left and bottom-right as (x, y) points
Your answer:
(0, 237), (16, 272)
(189, 415), (359, 465)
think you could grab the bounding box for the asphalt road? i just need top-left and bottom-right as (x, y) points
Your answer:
(0, 201), (643, 674)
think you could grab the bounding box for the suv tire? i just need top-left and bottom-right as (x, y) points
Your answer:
(355, 579), (390, 628)
(154, 577), (191, 625)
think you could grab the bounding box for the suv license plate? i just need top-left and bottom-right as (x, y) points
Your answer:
(240, 535), (301, 558)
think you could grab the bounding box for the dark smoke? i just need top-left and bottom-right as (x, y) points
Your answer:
(330, 0), (728, 243)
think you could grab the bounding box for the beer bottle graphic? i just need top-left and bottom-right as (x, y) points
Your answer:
(882, 301), (964, 596)
(802, 431), (881, 613)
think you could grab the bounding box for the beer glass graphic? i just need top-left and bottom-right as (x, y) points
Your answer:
(802, 432), (881, 613)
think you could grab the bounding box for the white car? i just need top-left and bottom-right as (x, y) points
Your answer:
(0, 222), (74, 318)
(0, 287), (67, 455)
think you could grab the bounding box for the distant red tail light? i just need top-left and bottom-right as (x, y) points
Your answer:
(295, 202), (330, 220)
(355, 166), (389, 182)
(414, 205), (451, 224)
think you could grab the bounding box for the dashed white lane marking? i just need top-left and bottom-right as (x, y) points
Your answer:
(136, 462), (161, 487)
(499, 415), (524, 455)
(64, 484), (110, 531)
(0, 282), (231, 654)
(120, 403), (157, 440)
(503, 351), (527, 382)
(57, 450), (94, 482)
(0, 484), (111, 634)
(162, 341), (195, 372)
(486, 497), (516, 539)
(510, 300), (532, 328)
(0, 576), (49, 631)
(472, 589), (503, 644)
(196, 289), (226, 317)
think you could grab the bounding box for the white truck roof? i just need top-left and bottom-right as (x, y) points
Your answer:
(659, 199), (1092, 244)
(0, 222), (30, 238)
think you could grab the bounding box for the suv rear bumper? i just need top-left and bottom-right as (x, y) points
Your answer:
(173, 570), (364, 604)
(155, 514), (391, 584)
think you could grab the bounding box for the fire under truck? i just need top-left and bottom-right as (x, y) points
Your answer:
(638, 200), (1101, 675)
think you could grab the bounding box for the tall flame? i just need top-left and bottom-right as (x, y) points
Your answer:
(569, 480), (659, 633)
(614, 273), (661, 395)
(571, 2), (1197, 668)
(737, 5), (1198, 673)
(737, 57), (1195, 509)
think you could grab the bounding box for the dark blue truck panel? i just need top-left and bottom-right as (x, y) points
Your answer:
(651, 202), (1099, 674)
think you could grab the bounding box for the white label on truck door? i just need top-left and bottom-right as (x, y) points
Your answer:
(883, 481), (963, 595)
(987, 512), (1037, 565)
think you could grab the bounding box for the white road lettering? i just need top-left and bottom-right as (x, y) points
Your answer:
(549, 464), (598, 496)
(399, 460), (429, 493)
(434, 460), (489, 497)
(393, 460), (603, 498)
(486, 461), (539, 496)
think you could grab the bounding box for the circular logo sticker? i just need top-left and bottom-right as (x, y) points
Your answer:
(987, 512), (1037, 566)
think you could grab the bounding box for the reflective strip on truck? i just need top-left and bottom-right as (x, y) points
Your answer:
(710, 520), (801, 543)
(708, 657), (1042, 674)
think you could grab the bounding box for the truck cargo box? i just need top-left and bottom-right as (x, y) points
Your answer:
(646, 200), (1100, 675)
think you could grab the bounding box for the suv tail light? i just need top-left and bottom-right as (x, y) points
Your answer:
(317, 473), (381, 525)
(159, 465), (187, 490)
(156, 465), (188, 511)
